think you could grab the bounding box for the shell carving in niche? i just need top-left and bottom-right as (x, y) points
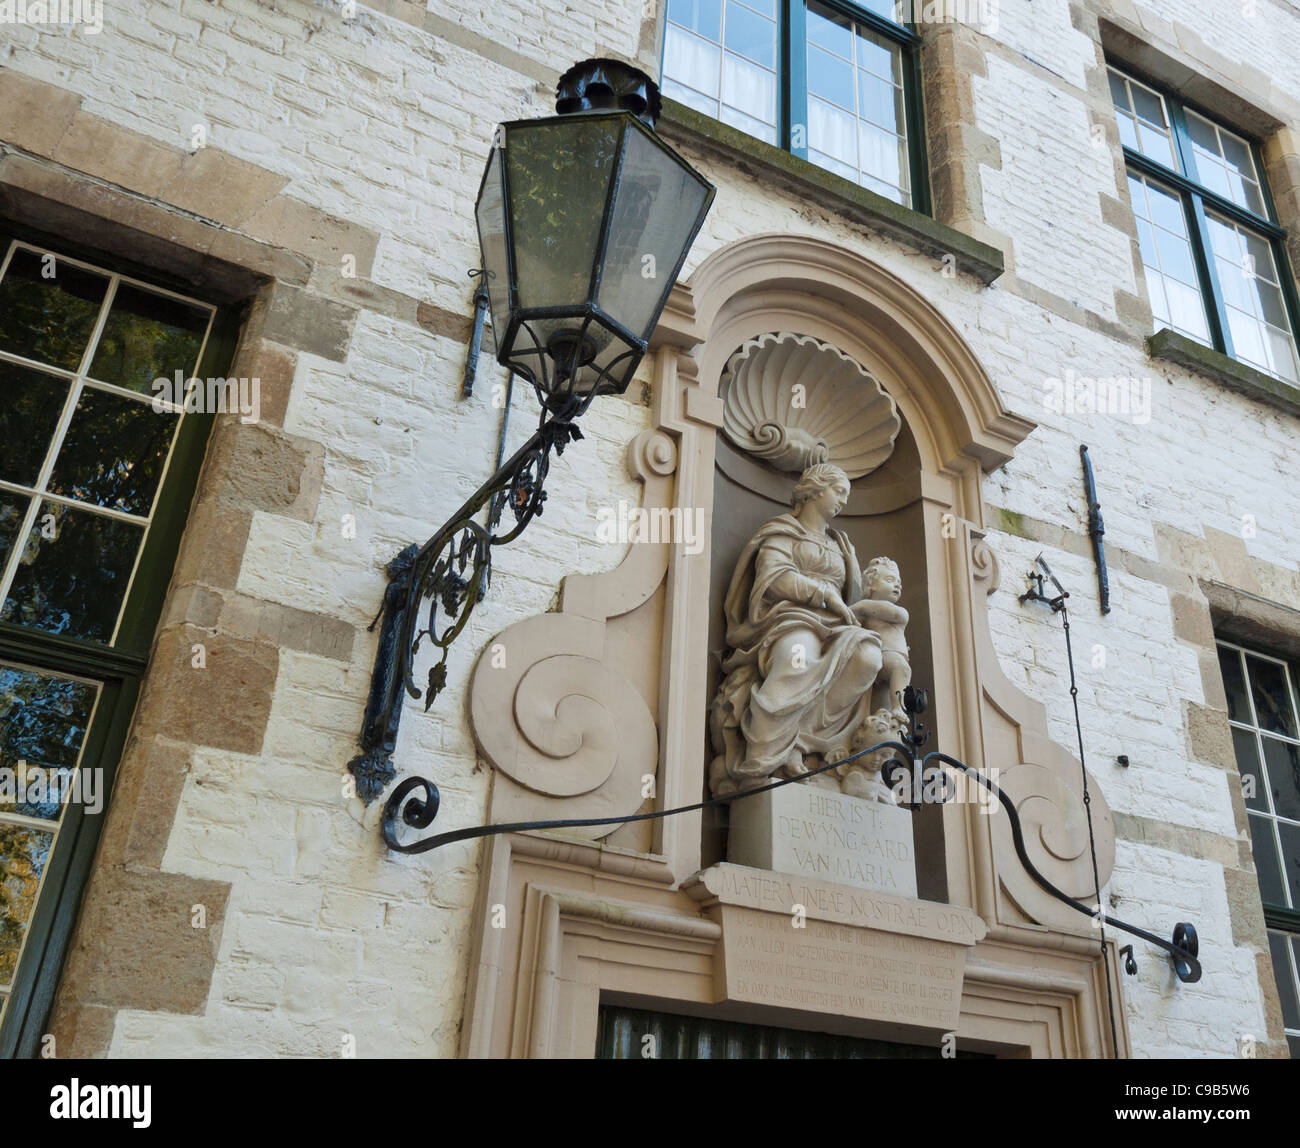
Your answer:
(721, 333), (902, 478)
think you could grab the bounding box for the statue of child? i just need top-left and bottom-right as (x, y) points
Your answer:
(852, 556), (910, 719)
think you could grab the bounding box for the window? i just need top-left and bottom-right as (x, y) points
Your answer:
(0, 230), (236, 1056)
(661, 0), (925, 210)
(1110, 65), (1300, 384)
(1217, 639), (1300, 1058)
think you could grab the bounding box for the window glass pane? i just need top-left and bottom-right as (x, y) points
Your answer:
(1109, 68), (1177, 170)
(855, 25), (897, 83)
(0, 824), (53, 988)
(1262, 736), (1300, 824)
(86, 284), (211, 396)
(45, 388), (179, 517)
(664, 25), (721, 99)
(0, 500), (144, 641)
(718, 102), (778, 144)
(1107, 68), (1130, 114)
(721, 53), (776, 125)
(1280, 820), (1300, 908)
(1185, 109), (1265, 216)
(1144, 181), (1186, 234)
(807, 2), (852, 56)
(1129, 83), (1164, 128)
(1248, 655), (1298, 739)
(0, 247), (109, 372)
(0, 665), (97, 823)
(1153, 225), (1198, 285)
(1204, 213), (1300, 380)
(662, 77), (717, 117)
(1115, 111), (1139, 152)
(1250, 813), (1286, 906)
(1270, 931), (1299, 1029)
(859, 123), (903, 193)
(808, 96), (857, 165)
(667, 0), (722, 40)
(808, 44), (855, 109)
(723, 0), (775, 68)
(0, 360), (70, 487)
(1219, 645), (1249, 723)
(1125, 170), (1210, 342)
(859, 72), (902, 133)
(0, 491), (29, 573)
(1232, 727), (1267, 813)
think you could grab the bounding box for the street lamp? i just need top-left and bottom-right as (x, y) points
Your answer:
(348, 58), (715, 809)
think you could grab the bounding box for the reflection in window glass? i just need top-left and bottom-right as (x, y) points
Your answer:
(0, 239), (216, 648)
(0, 824), (53, 990)
(0, 665), (97, 823)
(45, 388), (179, 517)
(0, 360), (70, 488)
(0, 247), (109, 372)
(87, 284), (210, 395)
(1, 500), (144, 642)
(0, 661), (99, 1004)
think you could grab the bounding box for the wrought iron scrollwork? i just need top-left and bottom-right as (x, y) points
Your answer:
(346, 405), (584, 805)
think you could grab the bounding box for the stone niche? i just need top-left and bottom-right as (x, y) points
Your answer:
(461, 236), (1126, 1059)
(705, 333), (945, 901)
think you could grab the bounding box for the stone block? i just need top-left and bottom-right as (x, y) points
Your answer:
(202, 420), (324, 522)
(260, 282), (357, 362)
(162, 146), (289, 228)
(134, 625), (279, 755)
(0, 68), (81, 157)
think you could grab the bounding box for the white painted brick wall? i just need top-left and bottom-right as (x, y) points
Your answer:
(7, 0), (1298, 1059)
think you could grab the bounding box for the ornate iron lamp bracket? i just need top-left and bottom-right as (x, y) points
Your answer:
(346, 404), (583, 804)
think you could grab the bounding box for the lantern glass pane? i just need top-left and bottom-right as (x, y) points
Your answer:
(507, 118), (622, 312)
(475, 146), (511, 354)
(597, 126), (712, 341)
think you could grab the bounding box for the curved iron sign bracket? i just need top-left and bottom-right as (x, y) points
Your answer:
(380, 688), (1201, 985)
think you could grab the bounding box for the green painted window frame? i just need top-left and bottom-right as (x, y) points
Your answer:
(1216, 637), (1300, 1058)
(662, 0), (931, 216)
(1110, 60), (1300, 383)
(0, 219), (241, 1058)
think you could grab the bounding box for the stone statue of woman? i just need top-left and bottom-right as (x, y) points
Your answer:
(709, 462), (906, 797)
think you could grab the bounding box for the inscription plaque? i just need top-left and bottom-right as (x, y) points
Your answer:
(686, 864), (986, 1035)
(720, 906), (963, 1030)
(728, 784), (917, 897)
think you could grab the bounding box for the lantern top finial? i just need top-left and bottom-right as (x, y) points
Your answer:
(555, 58), (661, 128)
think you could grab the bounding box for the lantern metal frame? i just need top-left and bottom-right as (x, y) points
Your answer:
(476, 108), (713, 411)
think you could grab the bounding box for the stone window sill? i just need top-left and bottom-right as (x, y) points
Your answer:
(657, 99), (1004, 286)
(1147, 328), (1300, 418)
